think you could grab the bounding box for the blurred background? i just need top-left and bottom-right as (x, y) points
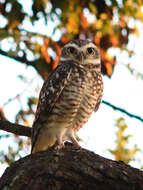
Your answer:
(0, 0), (143, 175)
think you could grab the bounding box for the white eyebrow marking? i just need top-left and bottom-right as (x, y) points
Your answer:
(81, 43), (98, 52)
(63, 43), (79, 49)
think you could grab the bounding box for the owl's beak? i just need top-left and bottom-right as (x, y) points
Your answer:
(76, 52), (85, 63)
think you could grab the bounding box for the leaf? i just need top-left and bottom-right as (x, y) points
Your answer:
(88, 2), (97, 14)
(95, 19), (103, 29)
(109, 118), (140, 164)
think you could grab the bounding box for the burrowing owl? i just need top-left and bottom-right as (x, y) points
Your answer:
(31, 39), (103, 153)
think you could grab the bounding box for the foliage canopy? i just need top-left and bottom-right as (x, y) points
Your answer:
(0, 0), (142, 78)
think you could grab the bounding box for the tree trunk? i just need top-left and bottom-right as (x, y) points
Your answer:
(0, 146), (143, 190)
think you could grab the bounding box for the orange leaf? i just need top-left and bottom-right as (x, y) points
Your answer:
(41, 44), (51, 64)
(52, 57), (59, 70)
(105, 62), (113, 76)
(61, 35), (70, 44)
(81, 12), (90, 29)
(110, 36), (119, 47)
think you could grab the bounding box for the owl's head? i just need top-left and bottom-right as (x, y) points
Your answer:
(60, 39), (101, 70)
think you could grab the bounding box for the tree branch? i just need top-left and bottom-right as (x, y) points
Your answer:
(0, 49), (44, 77)
(0, 49), (51, 79)
(0, 49), (34, 65)
(102, 100), (143, 122)
(0, 148), (143, 189)
(0, 120), (31, 137)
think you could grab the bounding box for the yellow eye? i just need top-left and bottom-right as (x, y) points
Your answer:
(87, 47), (95, 55)
(67, 47), (76, 54)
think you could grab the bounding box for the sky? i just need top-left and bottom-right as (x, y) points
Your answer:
(0, 2), (143, 176)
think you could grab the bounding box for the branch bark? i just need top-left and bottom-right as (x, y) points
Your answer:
(0, 49), (47, 79)
(0, 49), (35, 66)
(0, 147), (143, 190)
(0, 120), (31, 137)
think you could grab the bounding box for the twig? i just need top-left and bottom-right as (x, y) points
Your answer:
(0, 120), (31, 137)
(1, 97), (143, 139)
(102, 100), (143, 122)
(3, 77), (36, 107)
(0, 49), (42, 76)
(0, 100), (143, 138)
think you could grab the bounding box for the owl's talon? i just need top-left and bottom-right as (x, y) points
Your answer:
(73, 144), (81, 150)
(54, 143), (65, 151)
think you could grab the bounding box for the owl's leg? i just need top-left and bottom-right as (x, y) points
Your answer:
(70, 135), (81, 149)
(54, 137), (65, 150)
(54, 127), (67, 150)
(65, 128), (81, 149)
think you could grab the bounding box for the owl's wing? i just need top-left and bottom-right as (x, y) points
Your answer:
(31, 62), (74, 151)
(94, 101), (101, 112)
(94, 76), (103, 112)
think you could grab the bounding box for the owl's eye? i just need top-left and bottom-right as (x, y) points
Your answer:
(87, 47), (95, 55)
(67, 47), (76, 54)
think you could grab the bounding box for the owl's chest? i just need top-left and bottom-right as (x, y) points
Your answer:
(68, 71), (103, 130)
(71, 70), (99, 95)
(62, 70), (101, 109)
(50, 69), (102, 126)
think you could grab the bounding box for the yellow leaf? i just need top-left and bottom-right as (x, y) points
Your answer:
(24, 120), (30, 127)
(125, 0), (132, 6)
(66, 12), (79, 34)
(135, 8), (143, 21)
(35, 42), (41, 53)
(100, 13), (107, 20)
(120, 139), (127, 147)
(89, 2), (97, 14)
(133, 26), (140, 37)
(96, 20), (103, 29)
(105, 52), (113, 60)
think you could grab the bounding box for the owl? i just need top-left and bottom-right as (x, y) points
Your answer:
(31, 39), (103, 153)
